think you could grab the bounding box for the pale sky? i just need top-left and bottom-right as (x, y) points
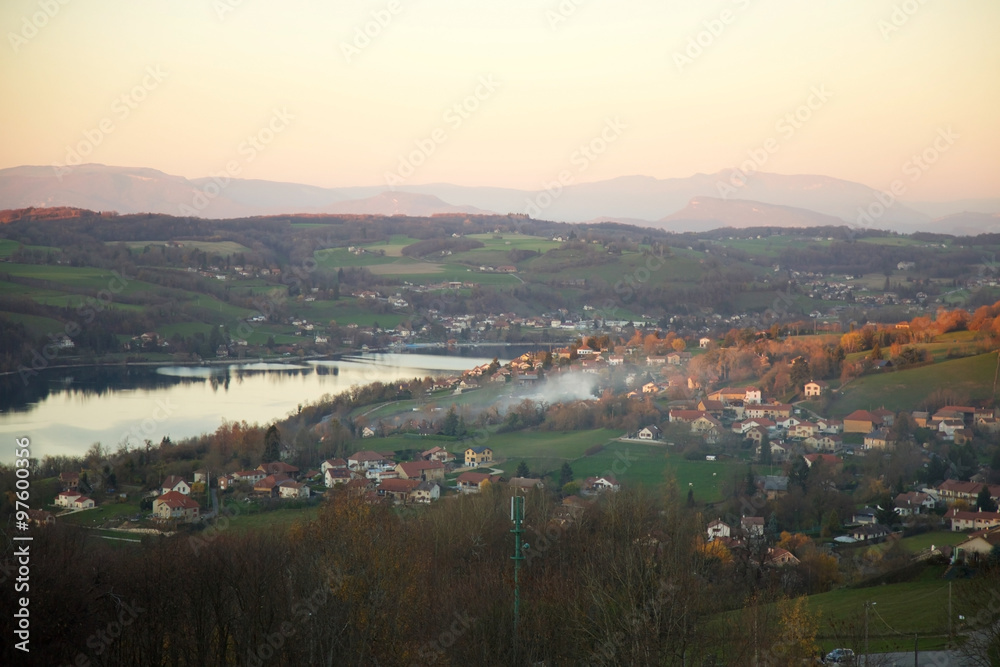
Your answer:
(1, 0), (998, 200)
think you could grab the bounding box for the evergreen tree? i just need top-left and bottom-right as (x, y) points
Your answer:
(758, 433), (773, 465)
(686, 488), (695, 507)
(515, 460), (529, 478)
(559, 462), (574, 487)
(744, 467), (757, 497)
(263, 425), (282, 462)
(441, 407), (459, 437)
(875, 496), (896, 526)
(977, 486), (998, 512)
(789, 456), (810, 492)
(766, 513), (779, 539)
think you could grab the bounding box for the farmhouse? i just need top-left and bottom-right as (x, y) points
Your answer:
(153, 491), (200, 522)
(395, 461), (446, 482)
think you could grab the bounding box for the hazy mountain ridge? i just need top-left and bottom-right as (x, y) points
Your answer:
(1, 163), (997, 233)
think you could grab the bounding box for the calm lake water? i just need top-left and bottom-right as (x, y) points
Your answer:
(0, 352), (501, 462)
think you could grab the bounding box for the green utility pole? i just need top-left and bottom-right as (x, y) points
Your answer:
(511, 495), (525, 635)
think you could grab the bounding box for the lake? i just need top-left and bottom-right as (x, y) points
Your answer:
(0, 352), (501, 462)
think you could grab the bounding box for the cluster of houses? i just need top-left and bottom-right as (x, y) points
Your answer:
(660, 380), (999, 464)
(704, 515), (801, 567)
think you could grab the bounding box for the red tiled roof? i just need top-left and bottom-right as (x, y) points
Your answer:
(398, 461), (445, 476)
(156, 491), (199, 510)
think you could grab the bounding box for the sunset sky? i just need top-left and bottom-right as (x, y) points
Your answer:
(2, 0), (998, 200)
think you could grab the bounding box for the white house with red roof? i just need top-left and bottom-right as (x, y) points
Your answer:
(161, 475), (191, 496)
(153, 491), (200, 522)
(55, 491), (82, 507)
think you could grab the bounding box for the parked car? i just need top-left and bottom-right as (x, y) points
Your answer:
(824, 648), (855, 664)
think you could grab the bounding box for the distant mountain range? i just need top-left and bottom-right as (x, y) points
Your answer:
(2, 163), (999, 235)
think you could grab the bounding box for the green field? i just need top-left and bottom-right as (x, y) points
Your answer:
(1, 311), (65, 332)
(56, 499), (145, 527)
(831, 351), (998, 416)
(109, 240), (252, 255)
(807, 569), (959, 648)
(214, 504), (321, 532)
(488, 428), (618, 463)
(890, 531), (966, 553)
(0, 240), (62, 257)
(714, 235), (833, 258)
(569, 442), (737, 501)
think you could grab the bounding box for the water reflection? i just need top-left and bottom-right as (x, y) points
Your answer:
(0, 350), (520, 461)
